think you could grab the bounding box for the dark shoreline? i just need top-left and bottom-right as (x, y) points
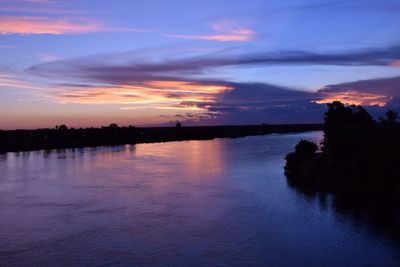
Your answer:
(0, 124), (322, 153)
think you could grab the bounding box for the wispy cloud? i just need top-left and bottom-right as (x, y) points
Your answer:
(0, 15), (149, 35)
(0, 71), (47, 92)
(50, 81), (230, 116)
(39, 53), (62, 62)
(0, 45), (16, 48)
(0, 15), (99, 35)
(164, 20), (255, 42)
(28, 45), (400, 85)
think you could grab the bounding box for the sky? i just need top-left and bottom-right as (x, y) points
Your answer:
(0, 0), (399, 129)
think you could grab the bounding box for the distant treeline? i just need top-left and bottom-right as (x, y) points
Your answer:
(285, 101), (400, 235)
(0, 123), (322, 153)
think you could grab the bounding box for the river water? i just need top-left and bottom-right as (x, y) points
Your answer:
(0, 131), (399, 266)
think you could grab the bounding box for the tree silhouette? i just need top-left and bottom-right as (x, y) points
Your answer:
(379, 109), (398, 124)
(285, 101), (400, 226)
(108, 123), (119, 128)
(58, 124), (68, 130)
(322, 101), (373, 157)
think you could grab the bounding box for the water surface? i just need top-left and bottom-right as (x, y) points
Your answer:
(0, 131), (399, 266)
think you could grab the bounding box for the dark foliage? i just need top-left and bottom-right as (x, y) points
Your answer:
(284, 140), (319, 187)
(285, 102), (400, 234)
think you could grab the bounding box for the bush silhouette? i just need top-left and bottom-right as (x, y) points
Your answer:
(285, 140), (318, 187)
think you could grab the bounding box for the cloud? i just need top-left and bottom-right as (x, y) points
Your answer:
(173, 76), (400, 125)
(39, 53), (62, 62)
(317, 76), (400, 106)
(164, 20), (255, 42)
(0, 15), (149, 35)
(0, 45), (16, 48)
(29, 45), (400, 80)
(49, 81), (231, 114)
(175, 83), (326, 124)
(0, 15), (99, 35)
(47, 80), (230, 124)
(26, 46), (400, 124)
(315, 90), (388, 106)
(180, 78), (400, 125)
(199, 100), (327, 125)
(0, 71), (48, 92)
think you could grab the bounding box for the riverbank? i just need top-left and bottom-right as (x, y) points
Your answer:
(0, 124), (322, 153)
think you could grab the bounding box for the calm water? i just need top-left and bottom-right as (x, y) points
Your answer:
(0, 131), (399, 266)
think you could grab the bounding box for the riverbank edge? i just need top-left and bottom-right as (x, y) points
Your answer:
(0, 124), (323, 153)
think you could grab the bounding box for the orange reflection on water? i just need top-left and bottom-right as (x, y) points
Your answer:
(132, 139), (226, 182)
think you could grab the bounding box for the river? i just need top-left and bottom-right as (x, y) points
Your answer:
(0, 131), (399, 266)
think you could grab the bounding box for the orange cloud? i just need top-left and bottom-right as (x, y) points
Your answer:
(164, 20), (255, 42)
(316, 90), (389, 106)
(0, 15), (99, 35)
(53, 81), (232, 111)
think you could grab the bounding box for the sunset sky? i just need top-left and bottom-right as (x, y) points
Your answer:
(1, 0), (400, 129)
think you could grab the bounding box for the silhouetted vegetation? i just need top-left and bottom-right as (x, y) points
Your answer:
(55, 124), (68, 130)
(0, 124), (322, 153)
(285, 101), (400, 236)
(107, 123), (119, 129)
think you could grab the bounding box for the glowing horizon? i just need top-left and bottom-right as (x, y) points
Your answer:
(1, 0), (400, 129)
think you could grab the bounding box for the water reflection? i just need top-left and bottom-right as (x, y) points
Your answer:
(0, 132), (399, 267)
(133, 140), (226, 181)
(288, 183), (400, 245)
